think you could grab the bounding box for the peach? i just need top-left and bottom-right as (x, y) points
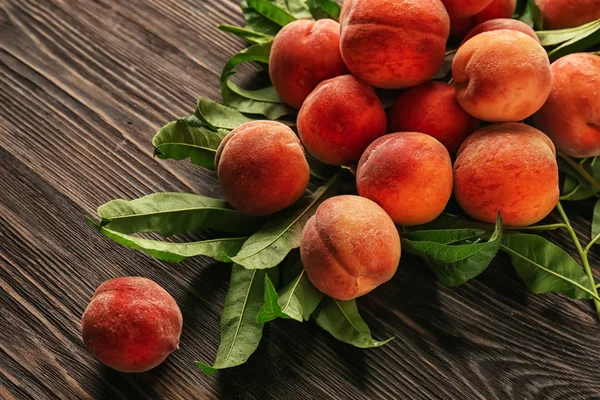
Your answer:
(387, 81), (478, 154)
(442, 0), (494, 18)
(339, 0), (450, 89)
(81, 277), (183, 373)
(461, 18), (539, 44)
(300, 195), (400, 300)
(536, 0), (600, 30)
(533, 53), (600, 158)
(269, 19), (347, 109)
(356, 132), (453, 226)
(216, 121), (309, 216)
(454, 123), (559, 226)
(297, 75), (387, 165)
(474, 0), (517, 24)
(453, 30), (551, 122)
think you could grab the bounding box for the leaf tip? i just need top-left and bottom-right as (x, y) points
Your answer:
(195, 361), (217, 376)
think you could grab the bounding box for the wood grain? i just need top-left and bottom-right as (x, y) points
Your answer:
(2, 0), (600, 399)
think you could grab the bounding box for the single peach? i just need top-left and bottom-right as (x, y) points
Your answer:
(387, 81), (478, 154)
(453, 30), (551, 122)
(81, 277), (183, 373)
(216, 121), (309, 216)
(297, 75), (387, 165)
(536, 0), (600, 30)
(442, 0), (494, 18)
(357, 132), (453, 226)
(474, 0), (517, 24)
(454, 123), (559, 226)
(340, 0), (450, 89)
(300, 195), (401, 300)
(269, 19), (347, 109)
(533, 53), (600, 158)
(461, 18), (539, 44)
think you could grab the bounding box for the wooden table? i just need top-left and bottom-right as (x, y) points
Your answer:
(2, 1), (600, 398)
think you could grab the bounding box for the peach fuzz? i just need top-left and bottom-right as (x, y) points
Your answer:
(442, 0), (494, 18)
(300, 195), (400, 300)
(452, 30), (551, 122)
(387, 81), (478, 154)
(269, 19), (347, 109)
(533, 53), (600, 158)
(454, 123), (559, 226)
(357, 132), (453, 226)
(473, 0), (517, 24)
(461, 18), (539, 44)
(297, 75), (386, 165)
(340, 0), (450, 89)
(216, 121), (309, 216)
(535, 0), (600, 30)
(81, 277), (183, 373)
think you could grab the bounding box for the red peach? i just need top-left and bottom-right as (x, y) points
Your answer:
(533, 53), (600, 158)
(474, 0), (517, 24)
(536, 0), (600, 30)
(454, 123), (559, 226)
(300, 195), (401, 300)
(81, 277), (183, 373)
(442, 0), (494, 18)
(387, 81), (478, 154)
(297, 75), (387, 165)
(357, 132), (454, 226)
(461, 18), (539, 44)
(340, 0), (450, 89)
(216, 121), (309, 216)
(269, 19), (347, 109)
(453, 30), (551, 122)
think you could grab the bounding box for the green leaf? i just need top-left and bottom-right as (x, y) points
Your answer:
(547, 20), (600, 60)
(402, 214), (503, 287)
(97, 193), (263, 236)
(230, 174), (339, 269)
(88, 218), (246, 263)
(152, 115), (226, 169)
(241, 0), (282, 35)
(220, 42), (294, 119)
(307, 0), (341, 20)
(283, 0), (313, 19)
(195, 98), (255, 130)
(256, 274), (287, 323)
(278, 269), (323, 321)
(313, 298), (393, 348)
(520, 0), (543, 29)
(247, 0), (297, 26)
(218, 24), (275, 44)
(501, 234), (595, 299)
(558, 157), (597, 201)
(536, 19), (600, 46)
(592, 200), (600, 243)
(196, 265), (278, 374)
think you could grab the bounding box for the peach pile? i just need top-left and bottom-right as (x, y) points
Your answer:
(82, 277), (183, 373)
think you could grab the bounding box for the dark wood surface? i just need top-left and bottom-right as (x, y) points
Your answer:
(2, 1), (600, 399)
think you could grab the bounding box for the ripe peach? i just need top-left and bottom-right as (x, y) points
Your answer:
(269, 19), (347, 109)
(356, 132), (453, 226)
(442, 0), (494, 18)
(454, 123), (559, 226)
(474, 0), (517, 24)
(536, 0), (600, 30)
(300, 195), (401, 300)
(533, 53), (600, 158)
(81, 277), (183, 373)
(216, 121), (309, 216)
(461, 18), (539, 44)
(297, 75), (387, 165)
(387, 81), (478, 154)
(453, 30), (551, 122)
(339, 0), (450, 89)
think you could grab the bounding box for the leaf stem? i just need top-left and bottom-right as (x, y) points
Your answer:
(584, 233), (600, 254)
(558, 152), (600, 192)
(556, 202), (600, 319)
(512, 223), (567, 231)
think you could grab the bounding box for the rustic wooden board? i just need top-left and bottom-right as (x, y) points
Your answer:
(1, 0), (600, 399)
